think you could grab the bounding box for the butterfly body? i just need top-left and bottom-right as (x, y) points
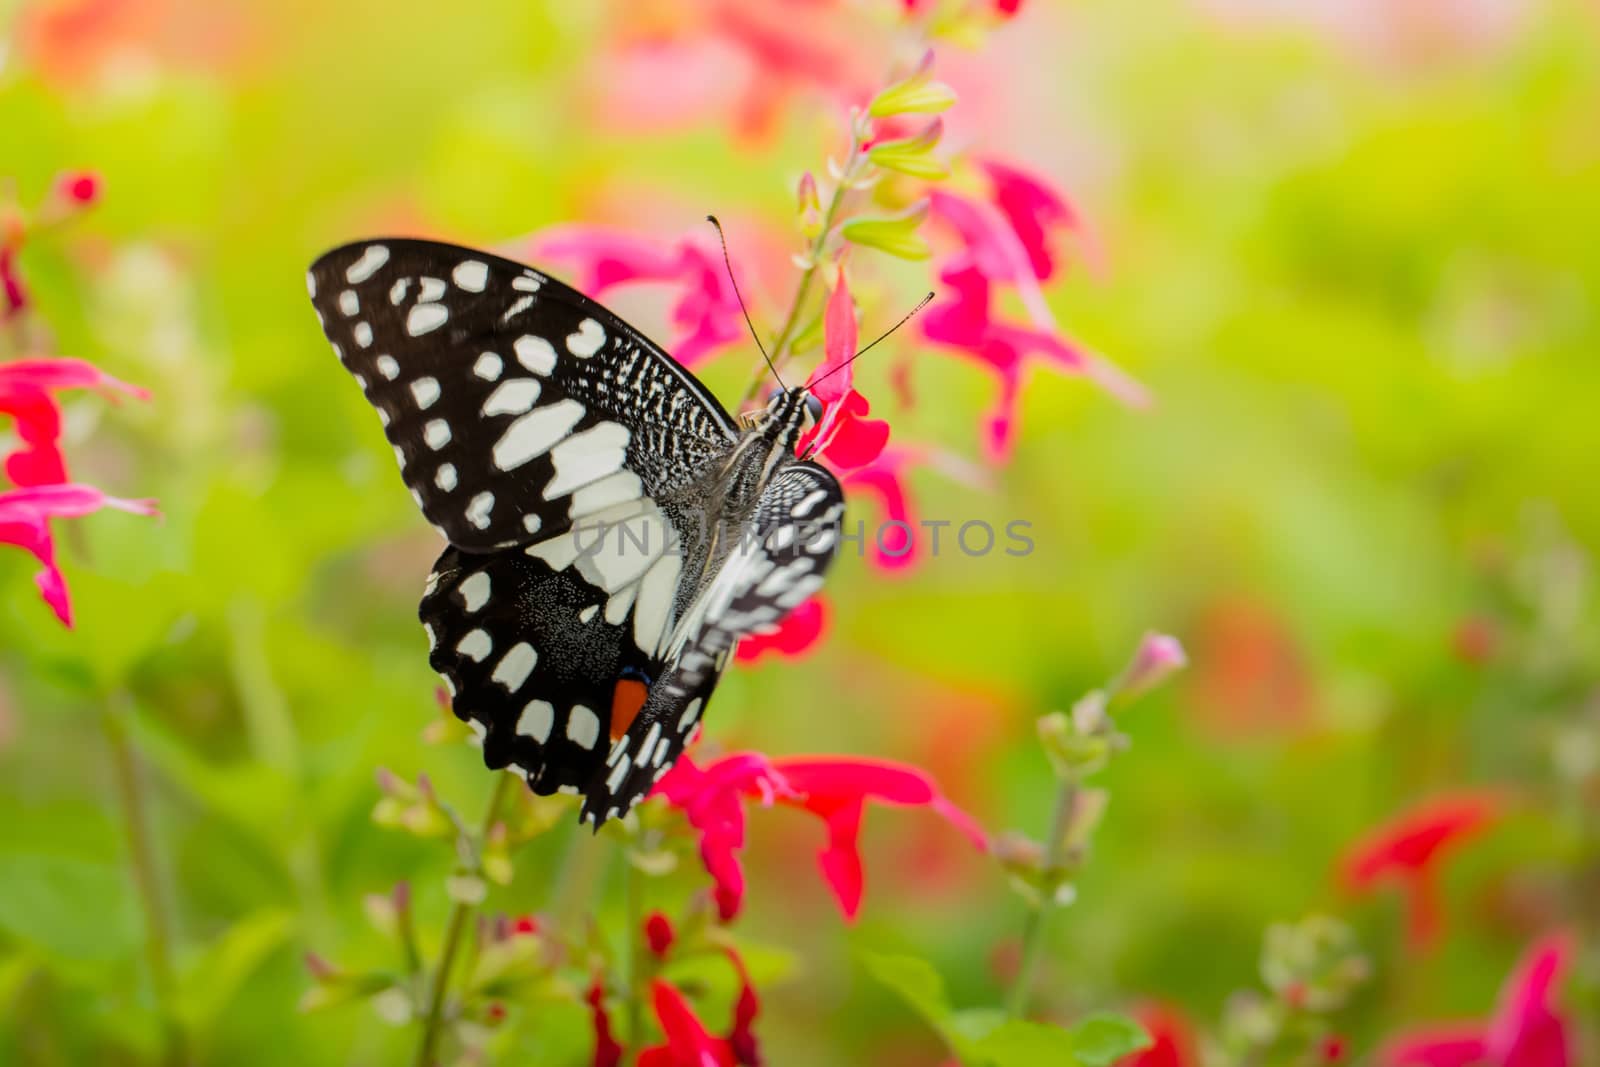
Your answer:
(308, 238), (843, 825)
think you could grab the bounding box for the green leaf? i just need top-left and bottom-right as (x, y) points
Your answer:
(858, 951), (952, 1029)
(841, 201), (932, 261)
(1067, 1013), (1153, 1066)
(176, 910), (296, 1037)
(972, 1020), (1083, 1066)
(0, 854), (140, 967)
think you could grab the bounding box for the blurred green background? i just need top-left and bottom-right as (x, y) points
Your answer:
(1, 0), (1596, 1063)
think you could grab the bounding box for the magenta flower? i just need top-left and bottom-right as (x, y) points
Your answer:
(0, 484), (157, 627)
(526, 225), (748, 368)
(651, 750), (986, 922)
(1381, 933), (1575, 1067)
(1, 245), (26, 321)
(923, 163), (1146, 462)
(1119, 631), (1188, 698)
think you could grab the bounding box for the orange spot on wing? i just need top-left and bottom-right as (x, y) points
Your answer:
(610, 679), (649, 739)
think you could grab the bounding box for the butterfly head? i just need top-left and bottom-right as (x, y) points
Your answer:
(758, 385), (823, 444)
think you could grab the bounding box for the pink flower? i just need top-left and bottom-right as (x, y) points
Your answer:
(1, 357), (149, 486)
(1341, 791), (1502, 951)
(923, 166), (1145, 463)
(526, 225), (747, 369)
(1119, 632), (1188, 698)
(1381, 933), (1575, 1067)
(638, 980), (737, 1067)
(651, 750), (986, 921)
(802, 269), (890, 471)
(587, 978), (624, 1067)
(735, 595), (829, 664)
(0, 483), (158, 627)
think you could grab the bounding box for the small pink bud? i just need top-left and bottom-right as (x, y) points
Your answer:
(392, 880), (411, 911)
(797, 172), (819, 213)
(374, 767), (398, 793)
(1118, 632), (1186, 699)
(53, 171), (102, 207)
(304, 952), (337, 981)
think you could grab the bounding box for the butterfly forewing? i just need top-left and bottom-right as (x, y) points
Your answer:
(308, 239), (737, 550)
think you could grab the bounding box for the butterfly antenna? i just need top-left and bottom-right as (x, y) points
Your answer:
(706, 215), (784, 391)
(808, 290), (934, 390)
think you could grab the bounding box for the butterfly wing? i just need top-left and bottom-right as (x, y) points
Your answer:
(308, 238), (737, 549)
(577, 460), (846, 824)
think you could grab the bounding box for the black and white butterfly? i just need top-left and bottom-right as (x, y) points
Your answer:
(308, 239), (844, 826)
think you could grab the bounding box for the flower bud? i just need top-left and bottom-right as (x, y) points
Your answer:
(840, 198), (931, 260)
(867, 51), (957, 118)
(1114, 632), (1187, 701)
(867, 118), (948, 180)
(52, 170), (102, 208)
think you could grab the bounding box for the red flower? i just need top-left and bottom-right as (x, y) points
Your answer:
(0, 483), (157, 627)
(1117, 1003), (1199, 1067)
(802, 269), (890, 472)
(923, 166), (1145, 463)
(527, 225), (747, 368)
(1, 357), (148, 487)
(651, 752), (796, 921)
(652, 750), (986, 921)
(735, 594), (829, 664)
(724, 948), (762, 1066)
(1341, 791), (1502, 951)
(511, 914), (540, 936)
(1381, 933), (1574, 1067)
(587, 978), (624, 1067)
(645, 911), (676, 957)
(53, 170), (103, 207)
(638, 980), (737, 1067)
(839, 446), (923, 572)
(1, 245), (27, 321)
(768, 756), (988, 919)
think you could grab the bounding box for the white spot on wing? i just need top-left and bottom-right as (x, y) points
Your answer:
(407, 303), (448, 335)
(567, 705), (600, 750)
(466, 491), (495, 529)
(338, 289), (359, 316)
(606, 755), (632, 794)
(419, 277), (447, 302)
(569, 470), (643, 518)
(456, 629), (492, 662)
(566, 318), (605, 358)
(474, 352), (503, 380)
(353, 321), (373, 348)
(411, 376), (440, 409)
(492, 399), (584, 471)
(677, 697), (702, 734)
(305, 271), (317, 297)
(514, 335), (558, 375)
(424, 419), (451, 449)
(518, 700), (554, 743)
(346, 245), (390, 283)
(389, 278), (410, 305)
(491, 642), (537, 691)
(512, 274), (541, 292)
(545, 422), (630, 499)
(435, 463), (457, 491)
(376, 355), (400, 380)
(481, 378), (542, 416)
(457, 571), (490, 612)
(452, 260), (489, 292)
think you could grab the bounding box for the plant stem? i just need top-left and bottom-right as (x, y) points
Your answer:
(413, 771), (515, 1067)
(622, 850), (645, 1053)
(102, 695), (185, 1067)
(741, 133), (864, 408)
(1007, 775), (1081, 1019)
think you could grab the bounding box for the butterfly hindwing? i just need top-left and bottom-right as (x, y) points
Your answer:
(309, 238), (738, 550)
(577, 461), (845, 823)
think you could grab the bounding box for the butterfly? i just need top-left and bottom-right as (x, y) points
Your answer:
(307, 239), (844, 826)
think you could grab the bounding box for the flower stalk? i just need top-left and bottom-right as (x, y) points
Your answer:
(102, 693), (185, 1067)
(413, 770), (516, 1067)
(1006, 771), (1079, 1018)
